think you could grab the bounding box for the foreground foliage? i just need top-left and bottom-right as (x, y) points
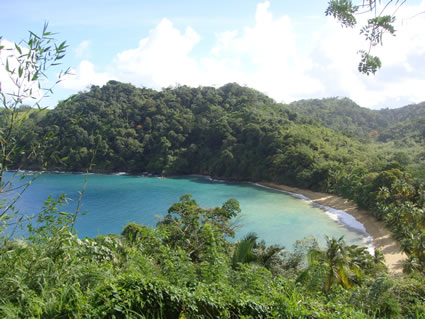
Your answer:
(1, 195), (424, 318)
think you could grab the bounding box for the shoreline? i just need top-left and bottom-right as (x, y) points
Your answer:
(258, 182), (406, 274)
(12, 170), (406, 273)
(254, 183), (375, 252)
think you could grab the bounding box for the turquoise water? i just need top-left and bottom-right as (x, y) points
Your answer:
(5, 172), (371, 249)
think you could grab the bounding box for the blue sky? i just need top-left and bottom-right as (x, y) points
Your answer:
(1, 0), (425, 109)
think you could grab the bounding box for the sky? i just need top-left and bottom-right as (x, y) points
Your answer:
(1, 0), (425, 109)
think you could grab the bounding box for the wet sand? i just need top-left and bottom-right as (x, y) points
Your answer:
(258, 182), (406, 274)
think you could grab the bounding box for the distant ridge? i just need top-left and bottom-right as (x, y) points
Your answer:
(288, 97), (425, 142)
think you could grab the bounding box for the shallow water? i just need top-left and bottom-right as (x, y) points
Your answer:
(5, 172), (372, 249)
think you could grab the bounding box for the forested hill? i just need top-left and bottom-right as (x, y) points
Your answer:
(13, 81), (373, 191)
(380, 102), (425, 123)
(288, 98), (385, 137)
(287, 98), (425, 142)
(378, 102), (425, 143)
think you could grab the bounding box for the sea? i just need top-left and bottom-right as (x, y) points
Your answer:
(2, 171), (373, 251)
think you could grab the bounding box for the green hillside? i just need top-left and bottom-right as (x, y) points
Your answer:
(288, 98), (425, 142)
(379, 103), (425, 144)
(288, 97), (388, 137)
(12, 81), (374, 191)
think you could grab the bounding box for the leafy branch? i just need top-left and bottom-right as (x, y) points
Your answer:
(326, 0), (405, 75)
(0, 23), (69, 235)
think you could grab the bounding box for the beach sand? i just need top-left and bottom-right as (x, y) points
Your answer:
(258, 182), (406, 274)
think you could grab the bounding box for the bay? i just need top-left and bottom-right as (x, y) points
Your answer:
(7, 172), (372, 249)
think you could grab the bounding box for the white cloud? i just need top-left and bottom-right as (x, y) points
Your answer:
(205, 1), (323, 102)
(75, 40), (90, 58)
(60, 60), (114, 90)
(112, 18), (202, 88)
(58, 0), (425, 108)
(211, 30), (238, 56)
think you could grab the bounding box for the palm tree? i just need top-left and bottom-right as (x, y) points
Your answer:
(372, 249), (385, 266)
(231, 232), (258, 269)
(255, 242), (283, 270)
(298, 236), (358, 293)
(412, 231), (425, 272)
(231, 233), (283, 271)
(402, 256), (421, 274)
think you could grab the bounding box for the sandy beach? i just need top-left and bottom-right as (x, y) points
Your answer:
(258, 182), (406, 274)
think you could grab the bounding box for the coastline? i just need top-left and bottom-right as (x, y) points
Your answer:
(13, 170), (406, 273)
(258, 182), (406, 273)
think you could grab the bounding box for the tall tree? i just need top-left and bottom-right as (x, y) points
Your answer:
(297, 236), (362, 292)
